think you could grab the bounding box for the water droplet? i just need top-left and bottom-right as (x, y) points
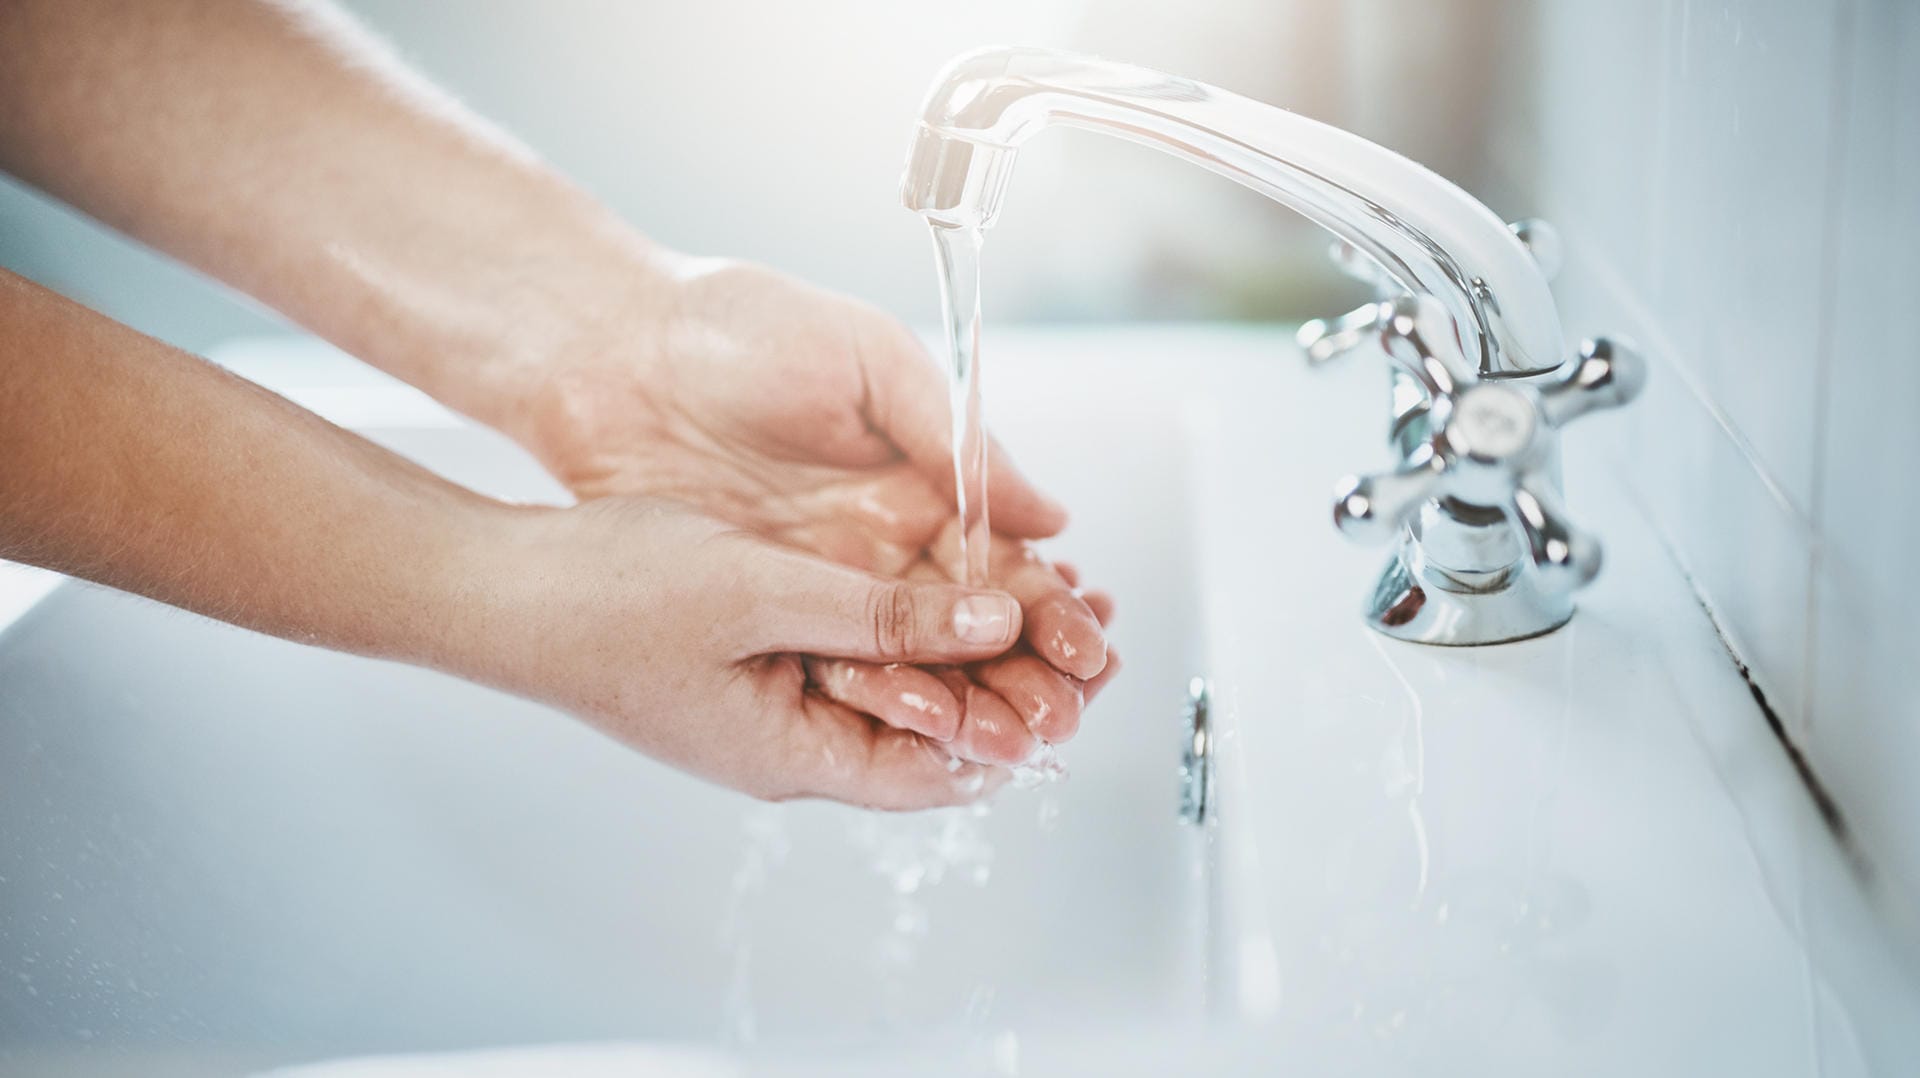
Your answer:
(1036, 796), (1061, 832)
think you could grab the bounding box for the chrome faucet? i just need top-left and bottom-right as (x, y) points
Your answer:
(901, 47), (1644, 645)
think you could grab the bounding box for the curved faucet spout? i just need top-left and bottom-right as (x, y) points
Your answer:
(900, 46), (1563, 376)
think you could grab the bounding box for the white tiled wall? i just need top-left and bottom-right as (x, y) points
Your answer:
(1807, 0), (1920, 945)
(1522, 0), (1919, 930)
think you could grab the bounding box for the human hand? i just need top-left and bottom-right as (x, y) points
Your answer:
(497, 257), (1113, 760)
(801, 516), (1123, 764)
(467, 498), (1100, 809)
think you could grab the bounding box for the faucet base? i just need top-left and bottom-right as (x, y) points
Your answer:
(1363, 539), (1574, 646)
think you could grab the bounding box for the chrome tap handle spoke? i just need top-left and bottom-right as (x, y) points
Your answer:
(1297, 238), (1397, 365)
(1507, 218), (1563, 283)
(1509, 469), (1602, 591)
(1305, 220), (1557, 370)
(1537, 337), (1648, 428)
(1297, 301), (1386, 365)
(1332, 444), (1450, 544)
(1378, 294), (1479, 398)
(1327, 238), (1395, 291)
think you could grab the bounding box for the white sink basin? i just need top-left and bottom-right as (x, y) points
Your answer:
(0, 336), (1211, 1073)
(2, 327), (1915, 1076)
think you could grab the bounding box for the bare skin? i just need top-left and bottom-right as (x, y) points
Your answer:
(0, 1), (1113, 808)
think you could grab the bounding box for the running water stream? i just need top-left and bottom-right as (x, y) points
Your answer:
(928, 220), (1067, 791)
(927, 222), (990, 589)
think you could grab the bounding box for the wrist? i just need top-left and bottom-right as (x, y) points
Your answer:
(418, 497), (564, 693)
(424, 498), (691, 722)
(325, 175), (691, 463)
(471, 237), (701, 483)
(449, 226), (688, 440)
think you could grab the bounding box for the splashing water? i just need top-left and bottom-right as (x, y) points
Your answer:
(1008, 742), (1068, 790)
(709, 216), (1063, 1046)
(929, 222), (990, 588)
(851, 804), (996, 1022)
(718, 806), (790, 1045)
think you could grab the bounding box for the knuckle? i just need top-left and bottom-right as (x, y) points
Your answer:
(867, 581), (919, 661)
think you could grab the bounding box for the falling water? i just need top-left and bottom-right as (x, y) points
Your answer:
(713, 218), (1066, 1038)
(849, 804), (995, 1025)
(717, 806), (790, 1045)
(929, 221), (1070, 806)
(705, 214), (1062, 1051)
(928, 222), (990, 588)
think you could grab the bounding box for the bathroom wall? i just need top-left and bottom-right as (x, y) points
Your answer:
(0, 0), (1084, 353)
(0, 0), (1395, 356)
(1508, 0), (1920, 941)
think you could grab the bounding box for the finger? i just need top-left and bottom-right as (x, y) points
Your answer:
(1053, 560), (1080, 588)
(914, 535), (1108, 680)
(858, 319), (1069, 540)
(804, 657), (961, 741)
(789, 693), (1009, 811)
(1083, 589), (1115, 628)
(970, 650), (1085, 744)
(985, 435), (1070, 539)
(741, 537), (1022, 663)
(994, 546), (1108, 680)
(930, 666), (1038, 767)
(1083, 648), (1122, 703)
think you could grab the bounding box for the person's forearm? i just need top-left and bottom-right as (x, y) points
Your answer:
(0, 269), (503, 668)
(0, 0), (668, 438)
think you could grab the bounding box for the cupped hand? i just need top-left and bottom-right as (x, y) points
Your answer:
(505, 257), (1113, 760)
(802, 517), (1123, 767)
(475, 498), (1111, 810)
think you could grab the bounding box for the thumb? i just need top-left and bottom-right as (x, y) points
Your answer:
(736, 539), (1022, 664)
(859, 319), (1069, 539)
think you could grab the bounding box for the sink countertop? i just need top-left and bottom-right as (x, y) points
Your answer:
(937, 325), (1919, 1075)
(1166, 330), (1919, 1074)
(5, 326), (1915, 1076)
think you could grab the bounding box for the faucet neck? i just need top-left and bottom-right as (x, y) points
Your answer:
(901, 47), (1563, 377)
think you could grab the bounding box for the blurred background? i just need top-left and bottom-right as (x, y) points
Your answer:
(0, 0), (1528, 348)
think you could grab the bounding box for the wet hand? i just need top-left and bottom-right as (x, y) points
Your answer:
(803, 520), (1123, 768)
(501, 258), (1113, 760)
(477, 498), (1050, 810)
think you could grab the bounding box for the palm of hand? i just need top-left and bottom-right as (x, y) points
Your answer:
(540, 263), (951, 575)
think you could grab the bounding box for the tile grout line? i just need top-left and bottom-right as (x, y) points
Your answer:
(1610, 468), (1860, 865)
(1796, 13), (1859, 1071)
(1572, 223), (1816, 537)
(1800, 0), (1857, 742)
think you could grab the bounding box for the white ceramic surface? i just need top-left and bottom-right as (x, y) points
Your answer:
(1, 328), (1914, 1077)
(0, 332), (1209, 1074)
(1808, 0), (1920, 964)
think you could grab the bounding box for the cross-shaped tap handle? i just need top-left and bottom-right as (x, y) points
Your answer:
(1331, 295), (1646, 593)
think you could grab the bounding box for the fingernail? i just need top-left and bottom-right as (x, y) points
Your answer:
(1052, 622), (1108, 679)
(953, 594), (1016, 645)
